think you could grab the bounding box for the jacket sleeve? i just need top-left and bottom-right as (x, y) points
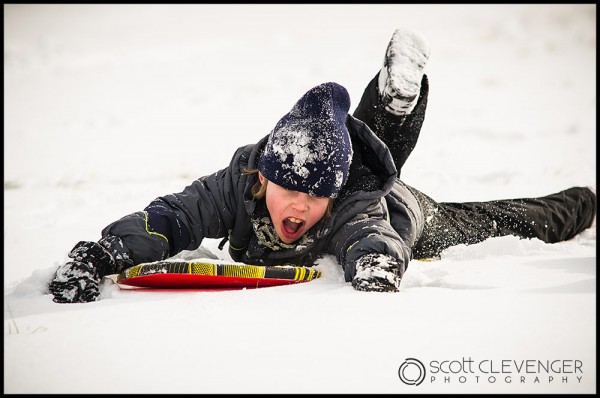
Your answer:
(327, 198), (412, 282)
(100, 145), (250, 265)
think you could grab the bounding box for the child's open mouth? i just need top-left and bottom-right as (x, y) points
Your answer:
(282, 217), (305, 240)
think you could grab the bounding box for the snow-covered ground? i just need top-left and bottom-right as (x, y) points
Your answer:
(4, 4), (596, 393)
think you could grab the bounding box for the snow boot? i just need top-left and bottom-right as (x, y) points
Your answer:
(378, 28), (431, 116)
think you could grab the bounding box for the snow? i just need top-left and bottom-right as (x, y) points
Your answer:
(4, 4), (596, 394)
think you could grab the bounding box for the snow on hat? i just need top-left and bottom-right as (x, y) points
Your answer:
(258, 82), (353, 199)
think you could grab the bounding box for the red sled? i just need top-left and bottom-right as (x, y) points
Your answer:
(115, 259), (321, 290)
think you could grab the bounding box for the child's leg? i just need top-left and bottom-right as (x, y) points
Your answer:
(353, 73), (429, 176)
(353, 28), (431, 177)
(410, 186), (597, 259)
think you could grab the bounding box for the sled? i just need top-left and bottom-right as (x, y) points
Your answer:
(115, 259), (321, 290)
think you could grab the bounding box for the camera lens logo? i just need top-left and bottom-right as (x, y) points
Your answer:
(398, 358), (426, 386)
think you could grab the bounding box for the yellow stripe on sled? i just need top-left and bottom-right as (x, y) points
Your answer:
(222, 264), (266, 278)
(189, 262), (218, 276)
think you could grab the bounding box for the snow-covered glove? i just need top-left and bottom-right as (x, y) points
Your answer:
(352, 253), (404, 292)
(49, 241), (117, 303)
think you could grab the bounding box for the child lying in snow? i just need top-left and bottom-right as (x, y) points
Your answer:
(49, 28), (596, 303)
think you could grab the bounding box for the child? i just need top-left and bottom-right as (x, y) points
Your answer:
(49, 28), (596, 303)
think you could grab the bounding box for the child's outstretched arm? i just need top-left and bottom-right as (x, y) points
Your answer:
(49, 145), (252, 303)
(101, 166), (238, 265)
(328, 204), (412, 292)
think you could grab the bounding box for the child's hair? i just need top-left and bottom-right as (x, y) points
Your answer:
(243, 168), (334, 218)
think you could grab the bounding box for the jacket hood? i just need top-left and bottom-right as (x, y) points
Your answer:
(333, 115), (397, 212)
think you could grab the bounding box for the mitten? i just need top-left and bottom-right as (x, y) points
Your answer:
(49, 240), (117, 303)
(352, 253), (404, 292)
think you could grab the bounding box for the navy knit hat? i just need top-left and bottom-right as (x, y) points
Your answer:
(258, 82), (353, 199)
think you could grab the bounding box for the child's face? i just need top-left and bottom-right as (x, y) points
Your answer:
(260, 173), (330, 244)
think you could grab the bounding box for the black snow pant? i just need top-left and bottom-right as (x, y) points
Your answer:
(354, 73), (597, 259)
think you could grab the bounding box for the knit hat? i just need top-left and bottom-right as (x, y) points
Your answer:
(257, 82), (353, 198)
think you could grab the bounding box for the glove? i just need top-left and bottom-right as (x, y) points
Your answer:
(352, 253), (404, 292)
(49, 240), (117, 303)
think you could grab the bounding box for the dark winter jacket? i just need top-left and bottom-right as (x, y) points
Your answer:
(101, 115), (424, 282)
